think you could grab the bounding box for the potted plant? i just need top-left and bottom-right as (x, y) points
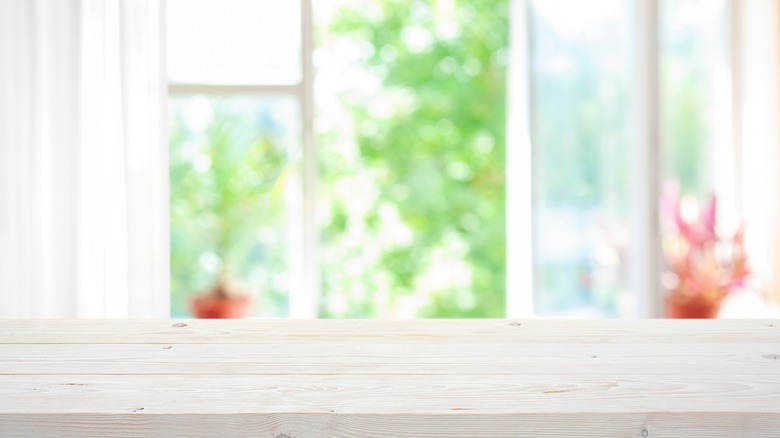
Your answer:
(170, 98), (287, 319)
(660, 183), (751, 318)
(189, 268), (253, 318)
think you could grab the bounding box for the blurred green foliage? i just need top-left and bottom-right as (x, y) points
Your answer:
(318, 0), (508, 317)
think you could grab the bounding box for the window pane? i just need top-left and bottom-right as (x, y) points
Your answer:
(167, 0), (301, 85)
(661, 0), (730, 197)
(315, 0), (508, 317)
(169, 96), (300, 317)
(529, 0), (634, 317)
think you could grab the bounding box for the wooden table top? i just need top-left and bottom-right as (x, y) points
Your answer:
(0, 319), (778, 437)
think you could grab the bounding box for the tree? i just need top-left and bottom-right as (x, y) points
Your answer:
(318, 0), (509, 317)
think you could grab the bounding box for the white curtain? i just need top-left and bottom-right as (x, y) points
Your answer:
(0, 0), (168, 317)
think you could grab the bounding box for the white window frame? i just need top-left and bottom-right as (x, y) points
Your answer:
(170, 0), (746, 319)
(507, 0), (664, 318)
(631, 0), (662, 318)
(508, 0), (743, 318)
(168, 0), (319, 318)
(505, 0), (534, 317)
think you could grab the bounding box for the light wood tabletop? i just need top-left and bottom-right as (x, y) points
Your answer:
(0, 319), (778, 437)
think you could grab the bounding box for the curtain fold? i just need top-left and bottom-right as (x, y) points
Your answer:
(0, 0), (168, 317)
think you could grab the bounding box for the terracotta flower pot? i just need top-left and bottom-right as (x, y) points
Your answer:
(665, 296), (721, 319)
(189, 295), (253, 319)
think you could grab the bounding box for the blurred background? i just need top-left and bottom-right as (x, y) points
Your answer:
(2, 0), (779, 318)
(166, 0), (779, 319)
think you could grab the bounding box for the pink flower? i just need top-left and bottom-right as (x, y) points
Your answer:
(660, 181), (751, 302)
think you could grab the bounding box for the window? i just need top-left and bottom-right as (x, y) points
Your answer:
(169, 96), (300, 317)
(661, 0), (733, 215)
(523, 0), (733, 317)
(528, 0), (634, 317)
(167, 0), (307, 318)
(167, 0), (736, 318)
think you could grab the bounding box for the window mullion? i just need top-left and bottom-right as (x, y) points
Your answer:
(631, 0), (662, 318)
(289, 0), (318, 318)
(506, 0), (534, 317)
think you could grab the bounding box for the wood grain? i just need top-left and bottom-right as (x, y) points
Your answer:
(1, 342), (778, 375)
(4, 413), (780, 438)
(0, 319), (776, 344)
(0, 319), (778, 437)
(2, 374), (779, 413)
